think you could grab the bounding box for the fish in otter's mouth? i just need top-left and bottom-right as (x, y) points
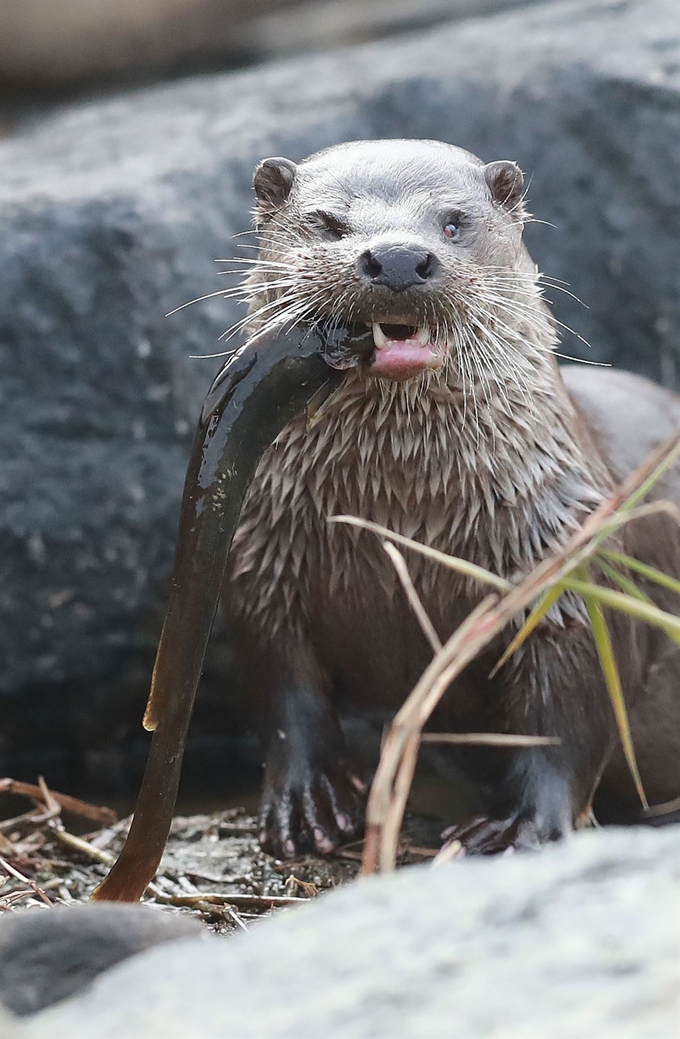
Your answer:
(321, 318), (442, 379)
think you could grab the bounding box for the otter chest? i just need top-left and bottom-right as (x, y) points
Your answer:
(229, 376), (536, 639)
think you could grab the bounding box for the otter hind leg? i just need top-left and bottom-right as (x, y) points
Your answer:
(249, 637), (366, 859)
(440, 746), (574, 855)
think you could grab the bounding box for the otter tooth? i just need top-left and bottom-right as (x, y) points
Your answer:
(372, 323), (431, 347)
(372, 322), (387, 348)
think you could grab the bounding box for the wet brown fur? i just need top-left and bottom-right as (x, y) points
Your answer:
(223, 140), (680, 856)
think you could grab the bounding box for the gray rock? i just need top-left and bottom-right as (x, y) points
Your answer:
(18, 827), (680, 1038)
(0, 1005), (22, 1039)
(0, 0), (678, 762)
(0, 903), (203, 1017)
(0, 0), (537, 92)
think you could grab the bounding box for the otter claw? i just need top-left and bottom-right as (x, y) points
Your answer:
(441, 815), (546, 856)
(259, 763), (365, 859)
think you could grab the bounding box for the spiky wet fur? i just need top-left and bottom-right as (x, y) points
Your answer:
(228, 286), (610, 641)
(218, 141), (680, 856)
(224, 140), (616, 648)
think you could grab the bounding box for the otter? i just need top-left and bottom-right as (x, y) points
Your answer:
(224, 139), (680, 859)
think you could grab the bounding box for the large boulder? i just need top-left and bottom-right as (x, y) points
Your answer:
(0, 904), (203, 1017)
(0, 0), (678, 776)
(0, 0), (535, 92)
(12, 827), (680, 1038)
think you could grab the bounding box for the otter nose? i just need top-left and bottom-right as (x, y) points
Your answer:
(360, 245), (438, 292)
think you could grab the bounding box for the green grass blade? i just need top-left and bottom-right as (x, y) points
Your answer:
(563, 578), (680, 636)
(618, 435), (680, 513)
(590, 502), (679, 554)
(489, 584), (565, 677)
(600, 549), (680, 597)
(596, 560), (654, 603)
(596, 560), (680, 650)
(582, 592), (648, 810)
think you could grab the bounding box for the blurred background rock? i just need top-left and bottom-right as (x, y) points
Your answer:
(0, 0), (678, 805)
(1, 0), (537, 125)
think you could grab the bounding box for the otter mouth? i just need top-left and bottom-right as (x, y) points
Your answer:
(370, 320), (441, 381)
(319, 317), (443, 380)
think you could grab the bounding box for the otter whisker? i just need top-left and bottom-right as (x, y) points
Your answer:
(189, 347), (240, 360)
(166, 287), (249, 316)
(553, 353), (611, 367)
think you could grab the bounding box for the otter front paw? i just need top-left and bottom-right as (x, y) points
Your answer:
(440, 813), (566, 856)
(258, 757), (366, 859)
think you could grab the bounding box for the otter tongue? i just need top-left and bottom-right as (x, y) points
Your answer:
(371, 322), (436, 379)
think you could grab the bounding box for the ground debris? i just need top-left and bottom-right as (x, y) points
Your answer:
(0, 778), (440, 934)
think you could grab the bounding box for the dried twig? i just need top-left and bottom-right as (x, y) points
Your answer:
(154, 892), (308, 909)
(0, 833), (18, 855)
(0, 778), (116, 825)
(51, 828), (116, 868)
(50, 828), (168, 901)
(407, 846), (438, 858)
(0, 800), (60, 834)
(0, 855), (53, 907)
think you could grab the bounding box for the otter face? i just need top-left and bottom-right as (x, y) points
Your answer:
(250, 140), (532, 382)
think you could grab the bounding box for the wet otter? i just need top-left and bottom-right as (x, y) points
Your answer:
(225, 139), (680, 858)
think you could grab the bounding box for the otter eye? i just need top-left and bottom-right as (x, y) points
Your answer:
(312, 210), (349, 240)
(443, 216), (461, 241)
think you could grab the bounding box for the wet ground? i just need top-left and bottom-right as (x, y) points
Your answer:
(0, 781), (446, 934)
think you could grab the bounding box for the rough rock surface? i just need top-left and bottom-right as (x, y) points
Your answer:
(0, 0), (678, 768)
(10, 827), (680, 1039)
(0, 904), (203, 1016)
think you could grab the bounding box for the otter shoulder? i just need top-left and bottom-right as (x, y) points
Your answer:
(561, 364), (680, 487)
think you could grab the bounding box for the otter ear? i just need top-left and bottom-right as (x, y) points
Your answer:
(253, 157), (298, 220)
(483, 160), (524, 215)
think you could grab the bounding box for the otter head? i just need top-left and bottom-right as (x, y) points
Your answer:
(249, 140), (537, 382)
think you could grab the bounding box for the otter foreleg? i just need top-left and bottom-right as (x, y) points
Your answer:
(254, 639), (366, 858)
(443, 629), (618, 854)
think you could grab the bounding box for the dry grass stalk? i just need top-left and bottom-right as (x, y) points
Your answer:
(383, 542), (442, 653)
(420, 733), (560, 746)
(644, 795), (680, 817)
(333, 430), (680, 875)
(431, 840), (463, 868)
